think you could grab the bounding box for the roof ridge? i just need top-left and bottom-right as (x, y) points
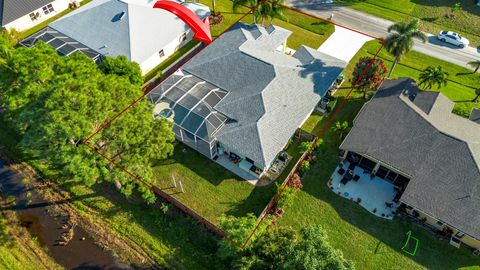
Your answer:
(400, 90), (480, 173)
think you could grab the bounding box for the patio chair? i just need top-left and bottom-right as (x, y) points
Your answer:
(337, 168), (345, 175)
(353, 175), (360, 182)
(340, 176), (349, 185)
(348, 163), (356, 170)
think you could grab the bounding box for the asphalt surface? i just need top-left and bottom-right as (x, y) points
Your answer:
(286, 0), (480, 70)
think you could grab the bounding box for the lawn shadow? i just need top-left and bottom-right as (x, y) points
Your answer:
(456, 72), (475, 76)
(223, 183), (277, 218)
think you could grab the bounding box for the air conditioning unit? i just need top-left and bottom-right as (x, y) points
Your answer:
(449, 237), (461, 248)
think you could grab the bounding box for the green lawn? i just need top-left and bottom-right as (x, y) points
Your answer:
(282, 41), (480, 270)
(151, 145), (277, 226)
(335, 0), (480, 47)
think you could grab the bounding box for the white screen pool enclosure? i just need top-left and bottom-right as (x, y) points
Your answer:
(147, 72), (229, 158)
(20, 27), (103, 65)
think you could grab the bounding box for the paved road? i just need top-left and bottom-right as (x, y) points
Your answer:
(286, 0), (480, 70)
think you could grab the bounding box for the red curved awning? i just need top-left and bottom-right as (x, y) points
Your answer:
(153, 0), (212, 44)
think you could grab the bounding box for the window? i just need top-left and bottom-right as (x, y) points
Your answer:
(29, 12), (38, 21)
(42, 4), (55, 15)
(358, 157), (376, 172)
(436, 220), (443, 226)
(386, 171), (398, 182)
(455, 232), (465, 238)
(245, 157), (254, 164)
(179, 32), (187, 42)
(376, 166), (389, 179)
(158, 49), (165, 57)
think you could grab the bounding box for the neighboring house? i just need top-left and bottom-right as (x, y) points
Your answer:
(0, 0), (72, 31)
(147, 22), (346, 180)
(21, 0), (210, 74)
(340, 78), (480, 251)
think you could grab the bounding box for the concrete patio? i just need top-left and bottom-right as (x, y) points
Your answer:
(328, 161), (398, 219)
(215, 155), (259, 185)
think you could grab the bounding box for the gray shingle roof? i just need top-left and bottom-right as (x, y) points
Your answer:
(0, 0), (52, 25)
(470, 108), (480, 124)
(340, 78), (480, 240)
(182, 23), (346, 168)
(48, 0), (209, 64)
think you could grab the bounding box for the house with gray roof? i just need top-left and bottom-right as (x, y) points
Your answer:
(21, 0), (210, 74)
(147, 22), (346, 181)
(339, 78), (480, 251)
(1, 0), (71, 31)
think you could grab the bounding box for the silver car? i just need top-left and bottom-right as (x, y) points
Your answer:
(437, 31), (470, 48)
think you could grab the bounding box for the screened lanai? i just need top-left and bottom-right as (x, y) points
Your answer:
(147, 72), (229, 158)
(20, 27), (103, 65)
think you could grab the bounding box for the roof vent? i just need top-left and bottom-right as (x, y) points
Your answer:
(112, 11), (126, 22)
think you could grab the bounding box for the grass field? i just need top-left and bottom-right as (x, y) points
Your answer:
(151, 145), (277, 225)
(282, 40), (480, 270)
(335, 0), (480, 47)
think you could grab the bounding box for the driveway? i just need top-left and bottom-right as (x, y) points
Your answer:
(286, 0), (480, 70)
(318, 25), (373, 63)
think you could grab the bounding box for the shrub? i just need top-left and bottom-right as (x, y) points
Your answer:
(299, 141), (312, 154)
(300, 160), (310, 174)
(314, 138), (324, 149)
(452, 107), (470, 118)
(276, 186), (296, 209)
(288, 173), (303, 190)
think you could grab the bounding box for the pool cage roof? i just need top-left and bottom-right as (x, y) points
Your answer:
(147, 73), (229, 142)
(20, 27), (103, 65)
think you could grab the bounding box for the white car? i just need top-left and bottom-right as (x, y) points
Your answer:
(437, 31), (469, 48)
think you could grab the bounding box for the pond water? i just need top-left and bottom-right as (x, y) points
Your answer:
(0, 161), (129, 270)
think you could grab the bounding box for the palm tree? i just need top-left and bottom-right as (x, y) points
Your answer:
(333, 121), (349, 140)
(212, 0), (216, 13)
(472, 88), (480, 103)
(418, 66), (449, 90)
(384, 19), (428, 77)
(468, 60), (480, 73)
(232, 0), (285, 25)
(233, 0), (259, 23)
